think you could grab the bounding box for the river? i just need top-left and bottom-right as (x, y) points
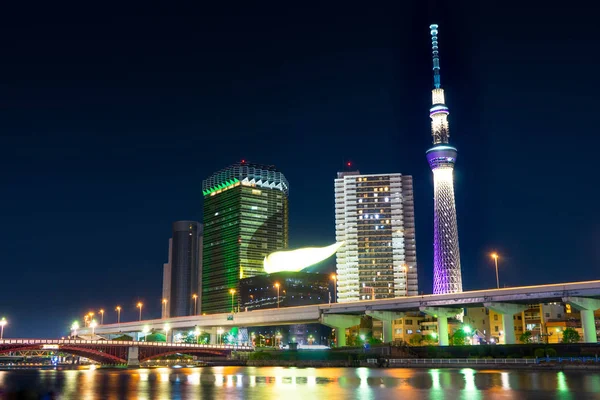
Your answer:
(0, 366), (598, 399)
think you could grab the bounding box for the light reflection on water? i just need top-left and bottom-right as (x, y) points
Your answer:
(0, 366), (598, 400)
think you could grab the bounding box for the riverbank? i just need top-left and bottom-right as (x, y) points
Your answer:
(246, 360), (600, 370)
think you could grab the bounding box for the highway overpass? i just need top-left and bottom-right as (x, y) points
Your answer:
(79, 280), (600, 346)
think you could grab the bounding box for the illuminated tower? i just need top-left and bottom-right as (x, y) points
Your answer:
(426, 24), (463, 294)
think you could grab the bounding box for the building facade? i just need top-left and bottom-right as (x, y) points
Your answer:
(202, 161), (289, 314)
(426, 24), (463, 294)
(165, 221), (203, 317)
(335, 170), (418, 302)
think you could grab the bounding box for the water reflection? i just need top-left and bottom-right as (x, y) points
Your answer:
(0, 366), (597, 399)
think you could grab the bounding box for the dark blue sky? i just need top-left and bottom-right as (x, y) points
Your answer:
(1, 3), (598, 337)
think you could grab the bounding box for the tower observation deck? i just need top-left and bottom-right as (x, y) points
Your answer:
(426, 24), (463, 294)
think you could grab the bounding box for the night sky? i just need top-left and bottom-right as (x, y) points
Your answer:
(1, 3), (598, 337)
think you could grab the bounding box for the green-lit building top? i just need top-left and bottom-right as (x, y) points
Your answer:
(201, 161), (289, 314)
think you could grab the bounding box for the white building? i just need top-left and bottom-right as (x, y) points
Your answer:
(335, 170), (418, 302)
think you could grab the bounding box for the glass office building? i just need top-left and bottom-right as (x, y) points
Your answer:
(202, 161), (289, 314)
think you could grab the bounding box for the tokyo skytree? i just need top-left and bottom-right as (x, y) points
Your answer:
(426, 24), (463, 294)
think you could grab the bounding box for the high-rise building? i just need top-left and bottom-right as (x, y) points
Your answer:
(164, 221), (203, 317)
(426, 24), (463, 294)
(202, 161), (289, 314)
(335, 170), (418, 302)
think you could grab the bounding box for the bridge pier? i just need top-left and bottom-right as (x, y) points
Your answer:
(365, 311), (404, 343)
(420, 307), (462, 346)
(321, 314), (361, 347)
(127, 346), (139, 367)
(563, 297), (600, 343)
(484, 302), (527, 344)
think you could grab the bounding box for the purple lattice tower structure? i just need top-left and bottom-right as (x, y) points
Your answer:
(426, 24), (463, 294)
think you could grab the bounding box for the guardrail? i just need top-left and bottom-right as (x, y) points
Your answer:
(387, 358), (537, 365)
(0, 339), (253, 351)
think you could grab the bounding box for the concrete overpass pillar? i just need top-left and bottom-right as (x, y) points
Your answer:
(320, 314), (361, 347)
(127, 347), (139, 367)
(365, 311), (404, 343)
(420, 307), (462, 346)
(484, 302), (528, 344)
(563, 297), (600, 343)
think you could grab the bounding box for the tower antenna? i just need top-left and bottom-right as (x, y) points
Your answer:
(430, 24), (441, 89)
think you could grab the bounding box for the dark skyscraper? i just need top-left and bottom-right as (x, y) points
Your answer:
(202, 161), (289, 314)
(166, 221), (203, 317)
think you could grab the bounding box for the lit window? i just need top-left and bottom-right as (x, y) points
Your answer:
(385, 197), (389, 202)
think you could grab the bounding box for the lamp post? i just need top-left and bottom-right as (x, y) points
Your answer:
(162, 298), (168, 318)
(0, 318), (7, 340)
(274, 283), (280, 309)
(137, 302), (143, 321)
(217, 328), (224, 345)
(229, 289), (236, 313)
(194, 327), (201, 344)
(491, 253), (500, 289)
(90, 320), (97, 336)
(192, 294), (198, 315)
(142, 326), (150, 342)
(330, 274), (337, 303)
(164, 324), (170, 343)
(99, 309), (104, 325)
(71, 321), (79, 338)
(115, 306), (121, 324)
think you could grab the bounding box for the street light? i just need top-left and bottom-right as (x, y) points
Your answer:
(274, 283), (280, 309)
(162, 298), (168, 318)
(99, 309), (104, 325)
(115, 306), (121, 324)
(229, 289), (236, 313)
(142, 326), (150, 342)
(491, 253), (500, 289)
(194, 327), (201, 344)
(0, 318), (7, 340)
(71, 321), (80, 337)
(137, 302), (143, 321)
(192, 294), (198, 315)
(90, 320), (97, 336)
(164, 324), (170, 342)
(330, 274), (337, 303)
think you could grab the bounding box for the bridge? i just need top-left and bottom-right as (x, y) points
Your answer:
(0, 339), (253, 366)
(79, 280), (600, 347)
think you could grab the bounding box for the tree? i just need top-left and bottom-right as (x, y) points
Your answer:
(561, 328), (580, 344)
(408, 334), (423, 346)
(451, 330), (468, 346)
(519, 331), (532, 344)
(422, 334), (439, 345)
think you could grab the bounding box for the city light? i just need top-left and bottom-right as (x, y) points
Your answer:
(491, 252), (500, 289)
(71, 321), (79, 337)
(115, 306), (122, 324)
(90, 320), (97, 336)
(162, 298), (168, 318)
(137, 302), (143, 321)
(0, 318), (7, 340)
(463, 325), (472, 334)
(263, 242), (344, 274)
(164, 324), (170, 342)
(142, 326), (150, 341)
(194, 327), (201, 344)
(192, 294), (198, 315)
(99, 309), (104, 325)
(274, 283), (280, 309)
(331, 274), (337, 303)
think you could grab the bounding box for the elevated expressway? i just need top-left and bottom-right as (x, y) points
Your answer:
(80, 280), (600, 346)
